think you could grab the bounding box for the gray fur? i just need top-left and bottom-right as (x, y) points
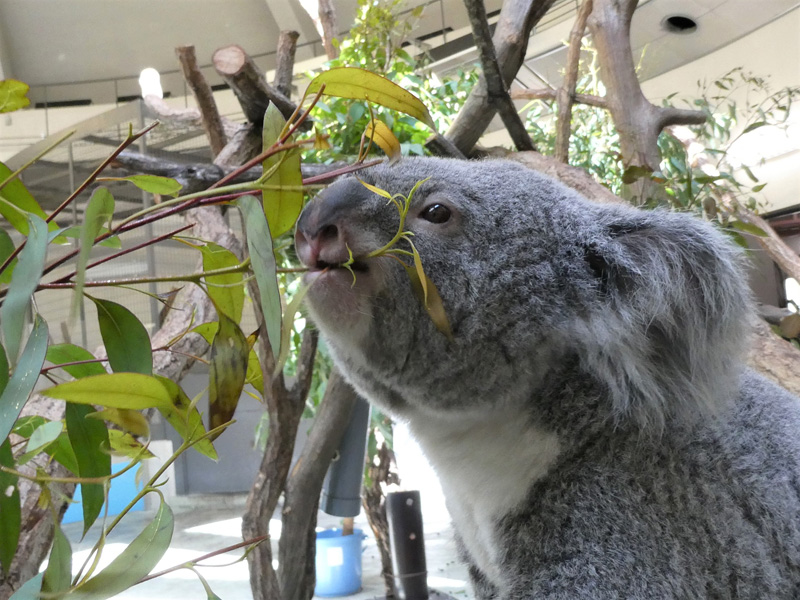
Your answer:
(296, 157), (800, 598)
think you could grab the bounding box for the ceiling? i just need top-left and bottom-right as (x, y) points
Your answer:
(1, 0), (797, 106)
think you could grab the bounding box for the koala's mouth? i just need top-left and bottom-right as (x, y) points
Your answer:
(313, 259), (369, 274)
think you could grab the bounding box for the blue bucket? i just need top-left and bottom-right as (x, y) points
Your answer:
(314, 528), (364, 597)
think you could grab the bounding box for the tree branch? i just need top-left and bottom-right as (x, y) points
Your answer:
(274, 31), (300, 98)
(440, 0), (557, 155)
(463, 0), (535, 152)
(555, 0), (593, 163)
(175, 45), (228, 156)
(511, 88), (608, 109)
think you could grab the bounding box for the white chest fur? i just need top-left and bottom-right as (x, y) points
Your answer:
(409, 412), (560, 589)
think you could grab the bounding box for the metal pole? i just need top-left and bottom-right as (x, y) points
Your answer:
(386, 491), (429, 600)
(138, 103), (161, 330)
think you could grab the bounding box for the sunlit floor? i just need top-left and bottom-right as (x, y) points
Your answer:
(61, 426), (475, 600)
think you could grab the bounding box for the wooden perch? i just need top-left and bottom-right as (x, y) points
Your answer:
(212, 44), (297, 125)
(441, 0), (557, 155)
(318, 0), (339, 60)
(274, 30), (300, 98)
(463, 0), (535, 152)
(555, 0), (593, 163)
(175, 45), (228, 156)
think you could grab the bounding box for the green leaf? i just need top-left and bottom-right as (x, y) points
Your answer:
(99, 175), (182, 196)
(403, 264), (452, 340)
(66, 402), (111, 534)
(9, 573), (43, 600)
(46, 433), (80, 475)
(0, 315), (48, 443)
(742, 165), (759, 183)
(208, 312), (248, 434)
(56, 225), (120, 248)
(87, 408), (149, 438)
(0, 228), (17, 284)
(621, 165), (653, 185)
(200, 243), (244, 322)
(107, 429), (154, 459)
(261, 104), (304, 238)
(46, 343), (106, 379)
(90, 297), (152, 375)
(26, 420), (63, 454)
(752, 183), (767, 192)
(72, 188), (115, 319)
(729, 220), (768, 237)
(306, 67), (436, 128)
(68, 497), (174, 600)
(41, 522), (72, 595)
(0, 439), (20, 577)
(1, 215), (47, 364)
(0, 79), (30, 113)
(274, 280), (314, 376)
(155, 377), (218, 460)
(191, 322), (219, 344)
(0, 342), (7, 397)
(43, 373), (174, 409)
(742, 121), (767, 135)
(236, 195), (281, 361)
(0, 163), (58, 237)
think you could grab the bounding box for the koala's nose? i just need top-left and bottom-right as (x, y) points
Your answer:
(295, 178), (371, 268)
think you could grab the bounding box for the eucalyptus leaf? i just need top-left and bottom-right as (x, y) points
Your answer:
(41, 522), (72, 595)
(0, 163), (55, 237)
(0, 439), (20, 577)
(108, 429), (155, 459)
(9, 573), (43, 600)
(90, 297), (152, 375)
(101, 174), (182, 196)
(306, 67), (435, 128)
(208, 311), (248, 435)
(0, 315), (48, 443)
(0, 228), (17, 284)
(236, 195), (281, 361)
(365, 119), (401, 161)
(0, 342), (7, 396)
(0, 79), (30, 113)
(155, 376), (218, 460)
(67, 498), (174, 600)
(72, 187), (115, 319)
(200, 243), (244, 322)
(26, 420), (63, 454)
(1, 215), (47, 364)
(261, 104), (304, 238)
(43, 373), (174, 409)
(46, 343), (106, 379)
(66, 402), (111, 534)
(87, 408), (149, 438)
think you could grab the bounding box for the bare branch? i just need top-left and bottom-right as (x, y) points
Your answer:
(274, 30), (300, 98)
(555, 0), (593, 163)
(657, 106), (708, 130)
(463, 0), (535, 152)
(175, 45), (228, 156)
(441, 0), (557, 155)
(212, 44), (297, 124)
(511, 87), (608, 109)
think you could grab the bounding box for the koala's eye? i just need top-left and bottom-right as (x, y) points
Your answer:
(420, 203), (451, 224)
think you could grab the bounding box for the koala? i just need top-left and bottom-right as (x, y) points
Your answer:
(294, 157), (800, 599)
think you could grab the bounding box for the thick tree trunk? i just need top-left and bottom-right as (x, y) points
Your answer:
(279, 370), (359, 600)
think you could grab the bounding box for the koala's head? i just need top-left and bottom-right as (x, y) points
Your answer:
(295, 157), (750, 429)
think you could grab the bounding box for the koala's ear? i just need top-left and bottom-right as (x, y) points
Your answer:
(573, 210), (751, 431)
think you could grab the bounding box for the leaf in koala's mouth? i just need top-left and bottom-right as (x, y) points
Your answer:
(314, 259), (369, 273)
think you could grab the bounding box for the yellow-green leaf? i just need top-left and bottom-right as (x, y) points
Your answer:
(68, 497), (173, 600)
(208, 311), (248, 435)
(0, 162), (57, 237)
(0, 80), (30, 113)
(0, 440), (20, 577)
(261, 104), (304, 238)
(365, 119), (401, 161)
(87, 408), (149, 438)
(98, 175), (182, 196)
(72, 188), (115, 319)
(358, 179), (392, 199)
(305, 67), (435, 128)
(408, 241), (428, 306)
(403, 265), (452, 340)
(155, 376), (218, 460)
(41, 522), (71, 595)
(43, 373), (174, 409)
(200, 243), (244, 322)
(108, 429), (155, 459)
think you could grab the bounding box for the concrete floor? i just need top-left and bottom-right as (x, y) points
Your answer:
(61, 427), (475, 600)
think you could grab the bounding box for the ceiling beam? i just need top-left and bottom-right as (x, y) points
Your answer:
(261, 0), (318, 42)
(0, 6), (15, 79)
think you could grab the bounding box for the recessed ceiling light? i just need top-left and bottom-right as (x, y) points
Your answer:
(662, 15), (698, 34)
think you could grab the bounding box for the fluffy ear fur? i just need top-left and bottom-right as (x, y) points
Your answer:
(572, 208), (751, 430)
